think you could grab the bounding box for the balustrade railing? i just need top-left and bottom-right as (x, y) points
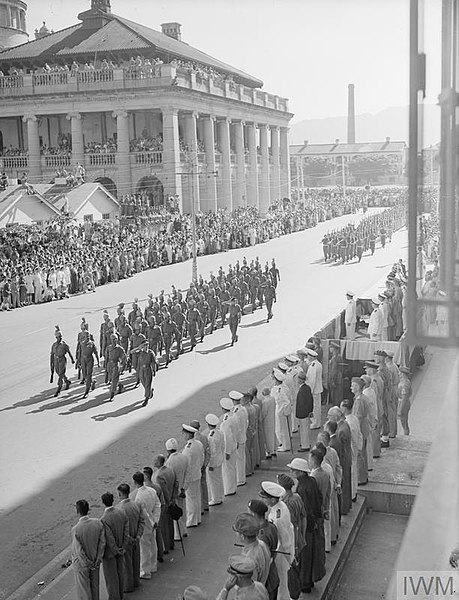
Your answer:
(33, 72), (69, 86)
(0, 75), (24, 89)
(77, 69), (114, 84)
(85, 153), (116, 167)
(133, 151), (162, 165)
(0, 155), (28, 169)
(42, 154), (71, 169)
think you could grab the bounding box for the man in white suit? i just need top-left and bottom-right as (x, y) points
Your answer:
(344, 291), (357, 339)
(203, 413), (225, 506)
(368, 297), (383, 341)
(305, 348), (323, 429)
(219, 398), (238, 496)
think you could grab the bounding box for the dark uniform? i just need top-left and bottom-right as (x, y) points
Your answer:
(106, 338), (126, 400)
(134, 343), (156, 405)
(80, 334), (99, 398)
(50, 331), (74, 396)
(161, 317), (179, 365)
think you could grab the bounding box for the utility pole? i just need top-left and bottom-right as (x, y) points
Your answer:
(341, 154), (346, 200)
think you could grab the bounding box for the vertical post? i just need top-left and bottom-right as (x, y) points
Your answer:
(201, 114), (217, 212)
(231, 119), (245, 209)
(189, 158), (198, 283)
(246, 122), (259, 208)
(183, 111), (200, 212)
(279, 126), (290, 198)
(270, 125), (280, 204)
(112, 109), (131, 195)
(162, 108), (183, 213)
(22, 114), (41, 182)
(216, 117), (232, 211)
(66, 112), (84, 168)
(258, 123), (270, 214)
(341, 155), (346, 200)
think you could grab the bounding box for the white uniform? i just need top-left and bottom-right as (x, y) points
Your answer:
(206, 427), (224, 504)
(284, 366), (302, 432)
(306, 359), (323, 429)
(345, 298), (357, 339)
(271, 384), (291, 450)
(131, 485), (161, 578)
(345, 413), (362, 499)
(261, 393), (276, 456)
(182, 439), (204, 527)
(268, 500), (294, 600)
(231, 404), (248, 485)
(368, 307), (383, 341)
(219, 413), (237, 495)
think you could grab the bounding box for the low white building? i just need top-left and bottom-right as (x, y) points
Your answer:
(0, 184), (60, 226)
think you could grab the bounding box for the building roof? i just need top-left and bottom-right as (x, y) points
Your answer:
(0, 8), (263, 87)
(0, 185), (61, 222)
(290, 140), (407, 156)
(34, 182), (119, 215)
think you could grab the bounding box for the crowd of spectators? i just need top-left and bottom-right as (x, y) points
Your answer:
(130, 134), (163, 152)
(0, 187), (411, 311)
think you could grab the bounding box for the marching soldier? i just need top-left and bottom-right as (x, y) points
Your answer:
(80, 331), (99, 399)
(130, 326), (146, 386)
(196, 294), (209, 343)
(99, 310), (111, 359)
(171, 304), (186, 355)
(186, 299), (201, 350)
(145, 315), (163, 356)
(207, 288), (220, 334)
(225, 297), (242, 346)
(161, 313), (179, 366)
(132, 340), (156, 406)
(262, 279), (276, 322)
(117, 314), (133, 356)
(75, 318), (89, 383)
(50, 325), (75, 397)
(106, 333), (126, 401)
(269, 259), (280, 288)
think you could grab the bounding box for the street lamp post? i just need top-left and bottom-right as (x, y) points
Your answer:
(189, 158), (198, 284)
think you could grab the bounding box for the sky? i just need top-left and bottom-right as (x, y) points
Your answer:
(25, 0), (442, 124)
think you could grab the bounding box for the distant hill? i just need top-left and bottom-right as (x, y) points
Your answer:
(290, 105), (440, 147)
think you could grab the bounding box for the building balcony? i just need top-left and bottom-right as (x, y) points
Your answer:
(0, 66), (290, 113)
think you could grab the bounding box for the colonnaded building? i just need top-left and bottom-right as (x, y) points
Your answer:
(0, 0), (292, 214)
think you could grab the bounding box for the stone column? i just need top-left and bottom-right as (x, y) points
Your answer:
(66, 112), (84, 168)
(113, 110), (131, 195)
(216, 117), (232, 211)
(246, 121), (259, 208)
(279, 126), (290, 198)
(22, 114), (41, 181)
(231, 119), (245, 209)
(258, 123), (270, 215)
(270, 125), (281, 204)
(162, 108), (182, 212)
(201, 114), (217, 212)
(183, 111), (200, 213)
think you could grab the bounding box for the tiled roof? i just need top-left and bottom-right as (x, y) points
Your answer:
(0, 24), (82, 60)
(58, 19), (150, 55)
(0, 11), (262, 87)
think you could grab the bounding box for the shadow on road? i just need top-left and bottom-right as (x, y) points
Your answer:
(196, 342), (232, 354)
(91, 400), (146, 421)
(240, 319), (266, 328)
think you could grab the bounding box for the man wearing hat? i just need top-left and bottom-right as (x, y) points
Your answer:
(165, 438), (189, 541)
(248, 499), (280, 600)
(328, 342), (344, 407)
(344, 291), (357, 340)
(385, 352), (400, 437)
(326, 407), (352, 515)
(219, 398), (238, 496)
(368, 297), (383, 341)
(204, 414), (225, 506)
(374, 350), (392, 447)
(283, 356), (302, 433)
(106, 334), (127, 401)
(181, 585), (208, 600)
(216, 555), (268, 600)
(181, 425), (204, 527)
(287, 458), (326, 594)
(230, 391), (249, 486)
(241, 392), (257, 477)
(189, 420), (211, 513)
(260, 388), (276, 459)
(363, 363), (383, 458)
(79, 330), (100, 399)
(259, 482), (294, 600)
(131, 340), (156, 406)
(233, 513), (270, 585)
(295, 370), (313, 452)
(271, 371), (291, 452)
(50, 325), (75, 397)
(305, 349), (323, 430)
(398, 367), (412, 435)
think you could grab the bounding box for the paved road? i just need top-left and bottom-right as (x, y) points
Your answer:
(0, 209), (408, 599)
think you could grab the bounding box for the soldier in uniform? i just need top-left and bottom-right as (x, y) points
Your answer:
(75, 318), (89, 383)
(50, 325), (75, 397)
(130, 326), (146, 387)
(117, 314), (133, 357)
(132, 340), (156, 406)
(99, 310), (111, 360)
(328, 342), (343, 407)
(186, 299), (202, 350)
(398, 367), (412, 435)
(171, 304), (186, 356)
(80, 331), (99, 399)
(189, 419), (211, 514)
(344, 291), (357, 340)
(262, 279), (276, 322)
(373, 350), (392, 447)
(161, 313), (179, 366)
(385, 352), (400, 437)
(127, 299), (139, 328)
(204, 413), (225, 506)
(269, 259), (280, 288)
(145, 315), (163, 357)
(225, 297), (242, 346)
(181, 424), (204, 528)
(271, 370), (292, 452)
(106, 333), (126, 401)
(321, 234), (331, 261)
(219, 397), (238, 496)
(219, 283), (231, 326)
(196, 294), (209, 343)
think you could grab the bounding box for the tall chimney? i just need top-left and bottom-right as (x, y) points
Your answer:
(347, 83), (356, 144)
